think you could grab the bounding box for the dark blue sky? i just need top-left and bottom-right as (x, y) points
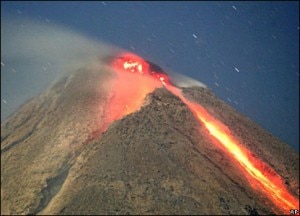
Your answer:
(1, 1), (299, 150)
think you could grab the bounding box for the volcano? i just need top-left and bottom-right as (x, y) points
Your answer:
(1, 56), (299, 215)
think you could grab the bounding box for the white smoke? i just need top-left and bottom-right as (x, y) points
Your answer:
(1, 15), (121, 121)
(169, 71), (207, 88)
(1, 16), (122, 77)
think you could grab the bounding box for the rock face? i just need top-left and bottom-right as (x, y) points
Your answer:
(1, 67), (299, 215)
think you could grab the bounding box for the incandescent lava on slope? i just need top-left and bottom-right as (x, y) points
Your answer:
(106, 52), (299, 214)
(167, 85), (299, 214)
(1, 52), (299, 215)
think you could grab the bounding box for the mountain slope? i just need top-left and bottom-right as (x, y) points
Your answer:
(1, 67), (298, 215)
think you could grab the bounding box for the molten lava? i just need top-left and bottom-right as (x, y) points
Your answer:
(101, 53), (164, 132)
(108, 52), (299, 214)
(166, 85), (299, 214)
(110, 52), (170, 85)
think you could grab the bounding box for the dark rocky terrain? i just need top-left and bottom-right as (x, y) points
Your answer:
(1, 66), (299, 215)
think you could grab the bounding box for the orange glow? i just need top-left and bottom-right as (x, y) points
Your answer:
(101, 71), (162, 132)
(166, 85), (299, 214)
(110, 52), (170, 85)
(111, 53), (150, 75)
(101, 52), (167, 133)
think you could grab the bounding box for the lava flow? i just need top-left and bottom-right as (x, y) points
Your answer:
(109, 52), (299, 214)
(166, 85), (299, 214)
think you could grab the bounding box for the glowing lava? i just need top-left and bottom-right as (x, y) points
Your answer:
(109, 52), (170, 86)
(166, 85), (299, 214)
(106, 72), (161, 120)
(108, 52), (299, 214)
(102, 53), (163, 132)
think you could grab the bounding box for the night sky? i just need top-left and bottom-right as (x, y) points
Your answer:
(1, 1), (299, 150)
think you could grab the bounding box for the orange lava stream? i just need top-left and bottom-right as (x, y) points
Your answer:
(166, 84), (299, 214)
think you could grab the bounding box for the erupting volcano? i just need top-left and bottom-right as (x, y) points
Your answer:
(1, 52), (299, 215)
